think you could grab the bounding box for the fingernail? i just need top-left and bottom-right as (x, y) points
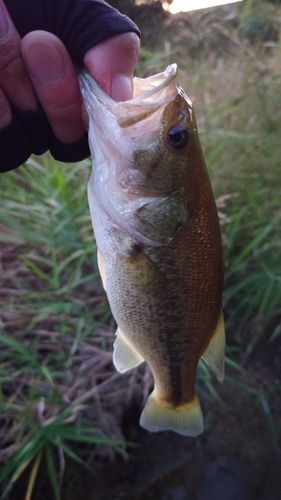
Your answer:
(0, 2), (9, 40)
(111, 75), (132, 102)
(24, 41), (66, 85)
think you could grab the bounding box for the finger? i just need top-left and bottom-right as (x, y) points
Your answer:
(0, 86), (12, 129)
(21, 31), (85, 143)
(84, 32), (140, 101)
(0, 0), (37, 112)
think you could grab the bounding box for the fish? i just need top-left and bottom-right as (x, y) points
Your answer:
(79, 64), (225, 437)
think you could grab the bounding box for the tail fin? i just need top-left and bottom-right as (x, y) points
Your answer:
(139, 390), (203, 437)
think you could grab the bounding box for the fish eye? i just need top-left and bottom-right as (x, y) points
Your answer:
(166, 124), (189, 150)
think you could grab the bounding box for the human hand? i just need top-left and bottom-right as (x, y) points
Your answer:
(21, 30), (140, 144)
(0, 0), (139, 170)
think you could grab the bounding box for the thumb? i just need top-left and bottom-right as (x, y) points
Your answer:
(83, 32), (140, 102)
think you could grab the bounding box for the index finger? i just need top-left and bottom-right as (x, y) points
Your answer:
(83, 32), (140, 102)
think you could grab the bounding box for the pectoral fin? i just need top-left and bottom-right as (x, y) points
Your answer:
(135, 188), (188, 245)
(201, 312), (225, 382)
(113, 327), (144, 373)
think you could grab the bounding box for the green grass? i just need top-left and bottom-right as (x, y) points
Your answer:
(0, 156), (123, 498)
(190, 30), (281, 448)
(200, 51), (281, 349)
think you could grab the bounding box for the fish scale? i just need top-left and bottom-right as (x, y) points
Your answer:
(79, 64), (225, 437)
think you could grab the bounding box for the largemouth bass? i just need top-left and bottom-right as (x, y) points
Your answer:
(79, 64), (225, 437)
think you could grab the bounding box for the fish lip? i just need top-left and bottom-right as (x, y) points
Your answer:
(80, 63), (178, 104)
(131, 63), (178, 101)
(79, 64), (179, 127)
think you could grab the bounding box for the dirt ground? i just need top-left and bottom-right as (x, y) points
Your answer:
(65, 384), (281, 499)
(11, 320), (280, 500)
(62, 320), (281, 500)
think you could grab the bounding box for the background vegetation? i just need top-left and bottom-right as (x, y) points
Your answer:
(0, 1), (281, 498)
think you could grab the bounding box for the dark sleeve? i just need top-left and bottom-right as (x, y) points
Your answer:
(4, 0), (140, 66)
(1, 0), (140, 173)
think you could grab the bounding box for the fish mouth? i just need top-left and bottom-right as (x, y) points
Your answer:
(132, 63), (178, 99)
(79, 64), (179, 127)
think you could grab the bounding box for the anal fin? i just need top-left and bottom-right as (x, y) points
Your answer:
(113, 327), (144, 373)
(201, 311), (225, 382)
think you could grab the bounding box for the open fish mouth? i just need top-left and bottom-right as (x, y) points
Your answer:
(79, 64), (182, 127)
